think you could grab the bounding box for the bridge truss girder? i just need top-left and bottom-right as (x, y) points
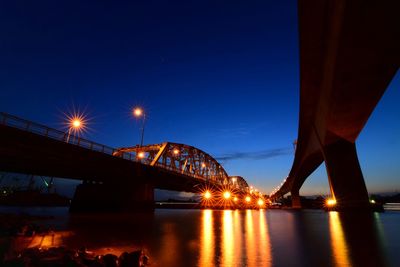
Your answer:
(113, 142), (249, 192)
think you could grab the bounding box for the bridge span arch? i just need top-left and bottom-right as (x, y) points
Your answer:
(113, 142), (249, 192)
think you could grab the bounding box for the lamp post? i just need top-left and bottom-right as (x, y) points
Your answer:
(66, 118), (83, 143)
(133, 107), (146, 147)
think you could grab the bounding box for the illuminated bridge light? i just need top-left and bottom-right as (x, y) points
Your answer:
(138, 152), (145, 159)
(72, 119), (81, 128)
(204, 191), (212, 199)
(326, 198), (337, 206)
(223, 191), (231, 200)
(245, 196), (251, 203)
(233, 197), (238, 202)
(133, 107), (143, 117)
(257, 198), (264, 207)
(173, 148), (180, 155)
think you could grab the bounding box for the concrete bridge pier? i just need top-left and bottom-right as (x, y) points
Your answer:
(70, 180), (154, 213)
(291, 190), (302, 209)
(324, 137), (370, 209)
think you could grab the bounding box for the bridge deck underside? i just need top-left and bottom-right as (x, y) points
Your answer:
(273, 0), (399, 201)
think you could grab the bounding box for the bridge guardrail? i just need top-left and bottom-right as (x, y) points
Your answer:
(0, 112), (214, 182)
(0, 112), (136, 161)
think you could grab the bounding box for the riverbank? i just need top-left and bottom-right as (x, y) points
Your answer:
(0, 212), (149, 267)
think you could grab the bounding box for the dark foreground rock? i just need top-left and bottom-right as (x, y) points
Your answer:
(2, 246), (149, 267)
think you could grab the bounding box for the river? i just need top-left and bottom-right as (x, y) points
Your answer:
(1, 207), (399, 267)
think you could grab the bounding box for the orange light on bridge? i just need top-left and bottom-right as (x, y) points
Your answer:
(133, 107), (143, 117)
(173, 149), (180, 155)
(201, 163), (206, 168)
(257, 199), (264, 206)
(326, 198), (337, 206)
(245, 196), (251, 203)
(64, 111), (89, 143)
(233, 197), (238, 202)
(138, 152), (145, 159)
(204, 191), (212, 199)
(72, 119), (81, 128)
(223, 191), (231, 199)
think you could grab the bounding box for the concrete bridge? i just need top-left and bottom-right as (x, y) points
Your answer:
(0, 112), (256, 212)
(270, 0), (399, 209)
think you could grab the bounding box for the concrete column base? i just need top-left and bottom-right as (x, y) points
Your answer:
(70, 181), (154, 213)
(324, 138), (370, 209)
(291, 190), (302, 209)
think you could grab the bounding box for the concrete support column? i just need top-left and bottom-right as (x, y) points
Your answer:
(291, 190), (302, 209)
(323, 138), (370, 209)
(70, 181), (154, 213)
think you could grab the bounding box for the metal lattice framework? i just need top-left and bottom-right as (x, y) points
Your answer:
(113, 142), (248, 190)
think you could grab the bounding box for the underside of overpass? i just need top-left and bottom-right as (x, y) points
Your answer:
(272, 0), (399, 209)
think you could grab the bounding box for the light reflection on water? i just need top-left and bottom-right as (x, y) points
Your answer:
(199, 209), (214, 266)
(245, 209), (256, 267)
(329, 211), (351, 267)
(2, 207), (400, 267)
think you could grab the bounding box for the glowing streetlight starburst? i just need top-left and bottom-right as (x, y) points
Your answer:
(133, 107), (143, 117)
(72, 119), (81, 128)
(326, 198), (336, 206)
(63, 110), (90, 137)
(223, 191), (231, 199)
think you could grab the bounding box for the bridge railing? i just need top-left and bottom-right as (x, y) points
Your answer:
(0, 112), (136, 161)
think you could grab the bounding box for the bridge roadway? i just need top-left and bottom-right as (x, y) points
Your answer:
(0, 112), (251, 212)
(270, 0), (399, 209)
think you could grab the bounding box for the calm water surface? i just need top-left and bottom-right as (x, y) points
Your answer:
(2, 207), (400, 267)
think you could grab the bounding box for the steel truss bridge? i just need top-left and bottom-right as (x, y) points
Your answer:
(113, 142), (248, 190)
(0, 112), (256, 211)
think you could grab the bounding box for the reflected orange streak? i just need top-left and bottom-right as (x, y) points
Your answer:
(245, 209), (256, 267)
(199, 209), (214, 267)
(28, 231), (72, 248)
(222, 210), (234, 267)
(160, 223), (178, 266)
(259, 209), (272, 267)
(329, 212), (351, 267)
(233, 210), (242, 263)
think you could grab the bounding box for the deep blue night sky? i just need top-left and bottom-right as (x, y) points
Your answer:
(1, 1), (399, 197)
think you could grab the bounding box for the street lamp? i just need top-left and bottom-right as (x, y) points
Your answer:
(133, 107), (146, 147)
(66, 117), (84, 143)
